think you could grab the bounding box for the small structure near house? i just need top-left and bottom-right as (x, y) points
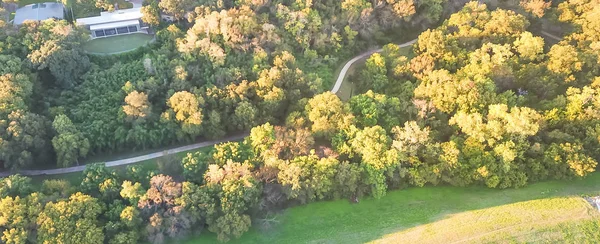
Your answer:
(76, 7), (148, 39)
(13, 2), (65, 26)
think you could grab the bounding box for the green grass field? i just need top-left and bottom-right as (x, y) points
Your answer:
(185, 173), (600, 243)
(83, 33), (153, 54)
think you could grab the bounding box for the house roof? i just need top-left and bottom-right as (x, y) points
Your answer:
(89, 19), (139, 30)
(76, 7), (142, 26)
(14, 2), (65, 25)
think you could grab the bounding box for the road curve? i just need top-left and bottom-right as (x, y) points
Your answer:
(331, 39), (417, 94)
(2, 39), (418, 177)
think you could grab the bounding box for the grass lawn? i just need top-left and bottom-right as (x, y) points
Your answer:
(185, 173), (600, 243)
(83, 33), (154, 54)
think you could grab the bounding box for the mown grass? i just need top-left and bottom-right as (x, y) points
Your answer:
(185, 173), (600, 244)
(83, 33), (154, 54)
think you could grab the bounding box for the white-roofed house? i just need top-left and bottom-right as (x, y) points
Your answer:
(76, 7), (149, 39)
(13, 2), (65, 26)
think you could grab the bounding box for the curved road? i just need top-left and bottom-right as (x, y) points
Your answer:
(331, 39), (417, 94)
(2, 39), (418, 177)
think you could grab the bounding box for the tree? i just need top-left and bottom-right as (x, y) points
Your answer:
(80, 163), (118, 194)
(45, 47), (91, 88)
(0, 175), (33, 198)
(120, 181), (145, 205)
(547, 44), (582, 83)
(122, 91), (151, 120)
(232, 101), (257, 131)
(37, 192), (104, 244)
(138, 175), (190, 243)
(181, 151), (209, 183)
(513, 32), (545, 61)
(305, 92), (353, 138)
(350, 126), (399, 198)
(158, 0), (194, 20)
(212, 142), (253, 166)
(163, 91), (203, 138)
(271, 127), (314, 160)
(52, 114), (90, 167)
(95, 0), (116, 11)
(0, 111), (50, 170)
(247, 123), (275, 159)
(520, 0), (551, 18)
(277, 154), (338, 203)
(141, 1), (161, 26)
(348, 91), (403, 131)
(203, 161), (261, 242)
(544, 142), (598, 178)
(41, 179), (73, 199)
(359, 53), (389, 93)
(0, 193), (42, 244)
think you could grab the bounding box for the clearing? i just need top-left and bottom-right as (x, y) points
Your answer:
(185, 173), (600, 243)
(83, 33), (154, 54)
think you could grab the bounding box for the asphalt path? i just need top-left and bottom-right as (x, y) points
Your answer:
(1, 39), (419, 177)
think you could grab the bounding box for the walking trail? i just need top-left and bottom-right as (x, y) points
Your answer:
(331, 39), (417, 94)
(2, 39), (419, 177)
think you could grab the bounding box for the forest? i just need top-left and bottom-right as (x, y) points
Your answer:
(1, 0), (600, 243)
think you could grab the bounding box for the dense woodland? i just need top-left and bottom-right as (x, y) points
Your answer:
(1, 0), (600, 243)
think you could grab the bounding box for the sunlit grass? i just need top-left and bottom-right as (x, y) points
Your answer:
(185, 173), (600, 243)
(372, 197), (599, 243)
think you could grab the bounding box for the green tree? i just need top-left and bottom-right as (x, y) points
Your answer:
(348, 91), (403, 131)
(0, 111), (50, 170)
(203, 162), (261, 242)
(0, 175), (33, 198)
(278, 154), (338, 203)
(305, 92), (354, 138)
(360, 53), (389, 92)
(37, 192), (104, 244)
(80, 163), (118, 194)
(350, 126), (399, 198)
(52, 114), (90, 167)
(181, 151), (209, 183)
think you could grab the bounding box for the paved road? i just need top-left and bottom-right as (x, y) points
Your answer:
(541, 31), (562, 42)
(2, 39), (419, 177)
(0, 134), (246, 177)
(331, 39), (418, 94)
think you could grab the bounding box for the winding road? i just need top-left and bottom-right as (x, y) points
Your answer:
(2, 39), (420, 177)
(331, 39), (418, 94)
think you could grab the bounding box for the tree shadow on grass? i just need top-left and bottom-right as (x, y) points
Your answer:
(185, 173), (600, 244)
